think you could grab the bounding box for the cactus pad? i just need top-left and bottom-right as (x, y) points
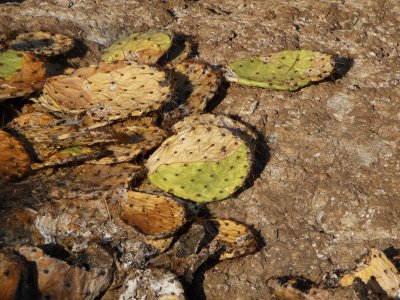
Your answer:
(18, 246), (112, 299)
(120, 191), (187, 238)
(339, 248), (400, 298)
(37, 61), (170, 120)
(0, 250), (28, 300)
(11, 31), (74, 56)
(225, 50), (333, 91)
(10, 112), (56, 128)
(205, 219), (258, 260)
(173, 60), (221, 113)
(101, 30), (172, 64)
(32, 146), (97, 170)
(0, 50), (46, 100)
(11, 117), (166, 168)
(0, 130), (30, 179)
(146, 125), (251, 202)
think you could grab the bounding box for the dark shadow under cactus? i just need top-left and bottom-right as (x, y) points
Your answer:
(186, 224), (265, 300)
(204, 78), (230, 113)
(329, 56), (354, 81)
(158, 32), (198, 67)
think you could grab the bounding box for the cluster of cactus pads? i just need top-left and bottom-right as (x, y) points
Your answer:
(0, 27), (336, 299)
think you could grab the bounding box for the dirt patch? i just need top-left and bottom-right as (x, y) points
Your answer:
(1, 0), (399, 299)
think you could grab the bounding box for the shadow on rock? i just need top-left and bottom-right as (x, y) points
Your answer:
(330, 56), (354, 81)
(228, 116), (271, 196)
(205, 78), (230, 113)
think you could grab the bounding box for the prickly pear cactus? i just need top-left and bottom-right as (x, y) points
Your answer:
(18, 246), (112, 300)
(36, 61), (170, 120)
(101, 30), (172, 64)
(339, 248), (400, 298)
(146, 124), (252, 203)
(0, 50), (46, 100)
(10, 31), (74, 56)
(32, 146), (97, 170)
(0, 130), (31, 179)
(120, 191), (187, 238)
(225, 50), (333, 91)
(173, 60), (221, 113)
(10, 112), (56, 129)
(204, 219), (258, 260)
(9, 115), (166, 169)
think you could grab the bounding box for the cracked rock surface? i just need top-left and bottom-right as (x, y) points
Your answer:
(1, 0), (399, 299)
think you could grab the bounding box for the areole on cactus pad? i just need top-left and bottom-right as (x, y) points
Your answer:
(101, 30), (173, 64)
(224, 50), (333, 91)
(146, 123), (252, 203)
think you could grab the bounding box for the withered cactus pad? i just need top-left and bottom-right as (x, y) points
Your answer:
(0, 50), (46, 100)
(37, 60), (171, 120)
(11, 31), (74, 56)
(0, 130), (30, 179)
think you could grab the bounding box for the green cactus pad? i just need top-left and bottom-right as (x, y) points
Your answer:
(0, 50), (24, 80)
(225, 50), (333, 91)
(148, 144), (249, 202)
(101, 30), (172, 64)
(146, 125), (251, 203)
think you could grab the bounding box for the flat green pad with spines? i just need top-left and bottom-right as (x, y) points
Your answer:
(227, 50), (332, 91)
(148, 143), (249, 203)
(101, 30), (172, 63)
(0, 50), (24, 80)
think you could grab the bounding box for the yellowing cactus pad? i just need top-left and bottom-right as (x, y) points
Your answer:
(101, 30), (172, 64)
(206, 219), (258, 260)
(340, 248), (400, 298)
(225, 50), (333, 91)
(146, 125), (251, 203)
(11, 31), (74, 56)
(120, 191), (187, 238)
(37, 61), (170, 120)
(0, 50), (45, 100)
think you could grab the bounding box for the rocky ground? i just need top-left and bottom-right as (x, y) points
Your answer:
(0, 0), (399, 299)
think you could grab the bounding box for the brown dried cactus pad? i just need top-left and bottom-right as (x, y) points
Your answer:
(0, 130), (30, 179)
(173, 60), (221, 113)
(10, 115), (166, 168)
(18, 246), (112, 300)
(36, 61), (171, 121)
(10, 112), (56, 129)
(120, 191), (188, 238)
(0, 250), (32, 300)
(205, 219), (258, 260)
(11, 31), (74, 56)
(0, 50), (45, 100)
